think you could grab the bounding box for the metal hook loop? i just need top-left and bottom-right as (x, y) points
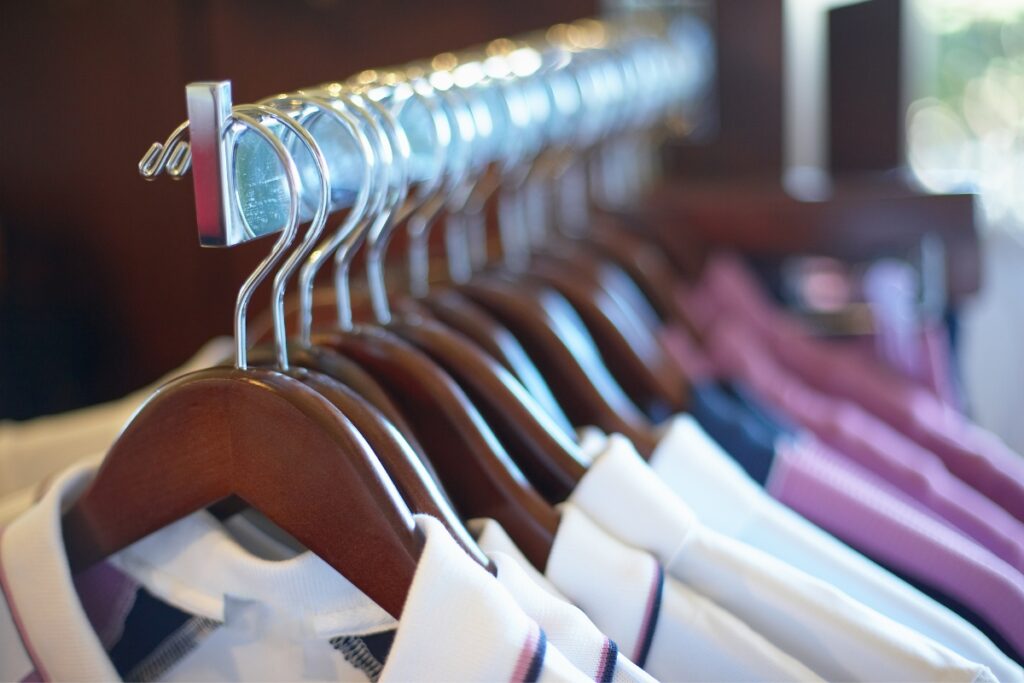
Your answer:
(138, 120), (191, 180)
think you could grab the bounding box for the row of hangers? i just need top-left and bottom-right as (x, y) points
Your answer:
(66, 14), (710, 619)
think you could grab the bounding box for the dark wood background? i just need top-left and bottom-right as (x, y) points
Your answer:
(2, 0), (971, 421)
(0, 0), (596, 418)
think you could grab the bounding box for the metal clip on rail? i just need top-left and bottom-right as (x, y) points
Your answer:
(140, 81), (289, 248)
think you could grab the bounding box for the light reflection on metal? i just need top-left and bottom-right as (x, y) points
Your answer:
(139, 11), (714, 251)
(186, 82), (237, 247)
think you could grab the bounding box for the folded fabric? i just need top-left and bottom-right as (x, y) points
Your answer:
(706, 315), (1024, 575)
(693, 254), (1024, 526)
(487, 552), (655, 683)
(569, 434), (1000, 683)
(474, 509), (820, 682)
(769, 435), (1024, 662)
(641, 414), (1023, 682)
(0, 460), (591, 683)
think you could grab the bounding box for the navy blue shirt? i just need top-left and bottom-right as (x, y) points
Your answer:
(689, 381), (787, 485)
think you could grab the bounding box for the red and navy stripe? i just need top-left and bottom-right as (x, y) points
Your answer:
(633, 561), (664, 668)
(513, 624), (549, 683)
(596, 637), (619, 682)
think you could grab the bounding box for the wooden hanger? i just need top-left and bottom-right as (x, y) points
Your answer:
(246, 346), (489, 567)
(243, 82), (561, 570)
(526, 245), (687, 419)
(587, 213), (681, 324)
(406, 79), (653, 449)
(397, 291), (575, 438)
(386, 312), (587, 503)
(461, 275), (659, 455)
(300, 368), (490, 568)
(434, 154), (659, 448)
(315, 327), (559, 570)
(586, 212), (707, 342)
(62, 367), (422, 618)
(62, 99), (434, 616)
(251, 343), (426, 456)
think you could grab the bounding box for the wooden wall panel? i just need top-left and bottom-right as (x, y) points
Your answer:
(0, 0), (593, 418)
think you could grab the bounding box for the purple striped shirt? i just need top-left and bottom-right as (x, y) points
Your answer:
(706, 317), (1024, 576)
(693, 254), (1024, 526)
(768, 437), (1024, 659)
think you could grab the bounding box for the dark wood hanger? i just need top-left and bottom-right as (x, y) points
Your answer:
(245, 347), (489, 568)
(300, 368), (492, 568)
(61, 367), (422, 618)
(397, 292), (575, 438)
(460, 275), (659, 455)
(386, 312), (587, 503)
(273, 344), (431, 471)
(586, 212), (706, 341)
(314, 327), (559, 570)
(587, 214), (681, 324)
(526, 245), (687, 419)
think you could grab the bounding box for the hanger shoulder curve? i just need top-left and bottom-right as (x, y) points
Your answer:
(459, 276), (657, 453)
(62, 366), (422, 617)
(294, 367), (491, 568)
(527, 251), (687, 417)
(387, 314), (587, 503)
(313, 328), (559, 569)
(413, 290), (576, 438)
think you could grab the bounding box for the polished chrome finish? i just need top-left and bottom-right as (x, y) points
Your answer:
(228, 111), (301, 370)
(297, 89), (381, 332)
(280, 93), (375, 344)
(359, 93), (411, 325)
(137, 12), (711, 318)
(139, 120), (191, 181)
(186, 82), (239, 247)
(240, 103), (332, 370)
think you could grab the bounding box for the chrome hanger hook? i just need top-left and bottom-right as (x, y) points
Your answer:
(138, 120), (192, 180)
(360, 93), (412, 325)
(429, 59), (497, 284)
(246, 101), (332, 370)
(344, 90), (411, 325)
(295, 88), (385, 332)
(405, 72), (472, 297)
(275, 92), (376, 345)
(228, 111), (303, 370)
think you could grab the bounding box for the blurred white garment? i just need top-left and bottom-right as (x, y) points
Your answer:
(0, 338), (232, 523)
(571, 433), (999, 683)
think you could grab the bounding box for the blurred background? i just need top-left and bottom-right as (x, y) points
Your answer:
(2, 0), (1022, 451)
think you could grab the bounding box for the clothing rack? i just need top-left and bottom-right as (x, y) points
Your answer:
(5, 6), (1024, 680)
(138, 13), (710, 249)
(134, 12), (711, 370)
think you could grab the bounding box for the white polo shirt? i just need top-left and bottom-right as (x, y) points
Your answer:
(571, 432), (998, 683)
(230, 512), (656, 683)
(0, 461), (590, 682)
(488, 551), (655, 683)
(645, 414), (1023, 683)
(474, 509), (823, 682)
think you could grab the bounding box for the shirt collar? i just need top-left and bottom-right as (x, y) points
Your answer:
(0, 457), (396, 682)
(647, 414), (760, 538)
(383, 515), (588, 682)
(1, 459), (580, 682)
(467, 517), (565, 599)
(570, 432), (698, 562)
(113, 506), (397, 638)
(545, 504), (664, 667)
(0, 460), (120, 682)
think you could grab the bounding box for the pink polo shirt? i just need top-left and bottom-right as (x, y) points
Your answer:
(689, 254), (1024, 527)
(704, 316), (1024, 577)
(768, 436), (1024, 661)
